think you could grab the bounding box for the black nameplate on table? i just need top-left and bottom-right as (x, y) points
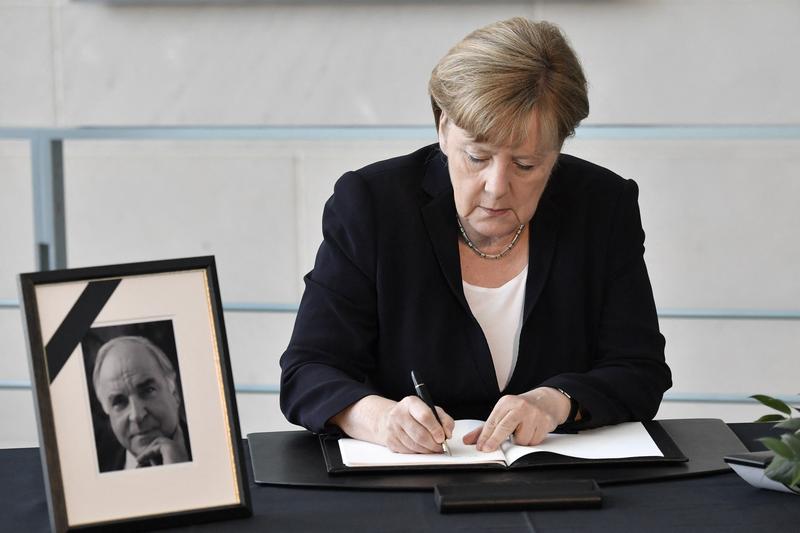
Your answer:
(434, 479), (603, 513)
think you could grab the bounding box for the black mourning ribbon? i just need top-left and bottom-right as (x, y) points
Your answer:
(44, 278), (121, 383)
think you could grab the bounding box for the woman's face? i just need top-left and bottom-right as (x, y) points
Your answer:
(438, 113), (559, 246)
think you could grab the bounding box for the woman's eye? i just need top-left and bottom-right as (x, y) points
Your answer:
(466, 153), (486, 164)
(515, 162), (534, 171)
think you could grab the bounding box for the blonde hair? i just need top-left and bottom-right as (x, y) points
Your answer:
(428, 17), (589, 149)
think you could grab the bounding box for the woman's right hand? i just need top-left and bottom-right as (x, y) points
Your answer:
(378, 396), (455, 453)
(331, 395), (454, 454)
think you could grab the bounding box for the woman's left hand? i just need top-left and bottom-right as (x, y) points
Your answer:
(463, 387), (571, 452)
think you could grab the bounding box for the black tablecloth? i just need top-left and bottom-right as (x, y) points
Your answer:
(3, 423), (798, 533)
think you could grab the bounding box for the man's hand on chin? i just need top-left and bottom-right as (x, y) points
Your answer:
(135, 437), (188, 467)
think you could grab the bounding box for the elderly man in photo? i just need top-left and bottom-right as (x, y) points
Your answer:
(93, 336), (191, 470)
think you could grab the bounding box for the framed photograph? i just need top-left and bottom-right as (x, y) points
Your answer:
(18, 256), (251, 532)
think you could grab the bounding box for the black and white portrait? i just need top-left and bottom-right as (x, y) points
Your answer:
(82, 320), (193, 472)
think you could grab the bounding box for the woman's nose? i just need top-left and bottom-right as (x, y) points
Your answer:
(483, 161), (510, 198)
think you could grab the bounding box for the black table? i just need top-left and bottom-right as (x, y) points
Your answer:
(3, 423), (798, 533)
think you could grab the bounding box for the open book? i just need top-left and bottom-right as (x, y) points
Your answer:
(322, 420), (685, 473)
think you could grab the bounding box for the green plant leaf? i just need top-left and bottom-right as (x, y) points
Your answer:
(783, 433), (800, 458)
(792, 468), (800, 489)
(765, 455), (797, 485)
(759, 437), (794, 459)
(775, 418), (800, 431)
(755, 414), (787, 423)
(751, 395), (792, 415)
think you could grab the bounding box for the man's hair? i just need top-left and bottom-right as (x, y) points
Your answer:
(92, 336), (177, 401)
(428, 17), (589, 149)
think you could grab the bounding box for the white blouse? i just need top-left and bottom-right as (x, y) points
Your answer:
(462, 265), (528, 391)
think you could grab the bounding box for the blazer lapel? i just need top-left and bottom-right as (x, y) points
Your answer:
(420, 153), (470, 315)
(420, 152), (499, 395)
(505, 173), (561, 394)
(522, 192), (561, 325)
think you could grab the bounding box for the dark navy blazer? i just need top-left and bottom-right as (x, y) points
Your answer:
(279, 144), (671, 433)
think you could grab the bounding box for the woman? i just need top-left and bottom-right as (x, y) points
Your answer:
(280, 17), (671, 455)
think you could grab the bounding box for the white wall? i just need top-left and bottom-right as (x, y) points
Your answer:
(1, 0), (798, 447)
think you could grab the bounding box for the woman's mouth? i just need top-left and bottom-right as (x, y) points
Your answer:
(480, 207), (510, 217)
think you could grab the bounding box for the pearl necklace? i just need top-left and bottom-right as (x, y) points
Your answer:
(456, 216), (525, 260)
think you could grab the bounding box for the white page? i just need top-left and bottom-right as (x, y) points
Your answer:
(339, 419), (506, 467)
(502, 422), (663, 466)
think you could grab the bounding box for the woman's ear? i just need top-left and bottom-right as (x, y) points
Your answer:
(437, 112), (449, 155)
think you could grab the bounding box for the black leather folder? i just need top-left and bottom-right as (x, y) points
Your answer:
(247, 419), (749, 490)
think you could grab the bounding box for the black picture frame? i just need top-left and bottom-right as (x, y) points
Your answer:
(18, 256), (251, 532)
